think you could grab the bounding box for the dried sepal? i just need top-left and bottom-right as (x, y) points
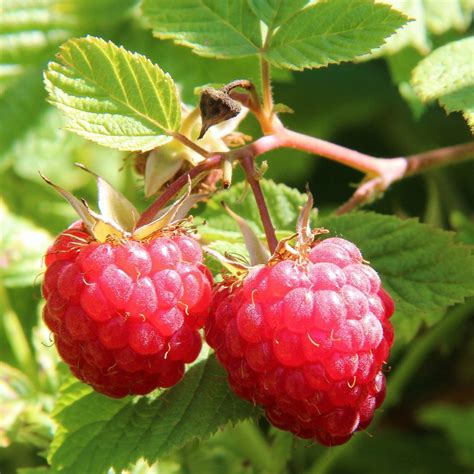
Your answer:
(42, 167), (204, 243)
(40, 172), (97, 234)
(296, 190), (314, 248)
(75, 164), (139, 232)
(222, 202), (270, 266)
(132, 179), (193, 240)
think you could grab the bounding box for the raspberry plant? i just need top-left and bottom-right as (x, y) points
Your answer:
(1, 1), (474, 473)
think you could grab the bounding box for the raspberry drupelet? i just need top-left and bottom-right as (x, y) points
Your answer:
(206, 236), (394, 446)
(42, 222), (212, 398)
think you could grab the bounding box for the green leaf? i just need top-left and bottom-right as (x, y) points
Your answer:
(199, 180), (308, 243)
(44, 36), (181, 152)
(412, 37), (474, 132)
(450, 211), (474, 245)
(0, 69), (47, 163)
(264, 0), (408, 70)
(0, 201), (51, 287)
(48, 355), (256, 474)
(319, 212), (474, 344)
(0, 0), (138, 88)
(419, 404), (474, 469)
(247, 0), (309, 29)
(142, 0), (262, 58)
(117, 21), (291, 103)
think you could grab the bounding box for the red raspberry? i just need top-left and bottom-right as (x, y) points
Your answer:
(42, 222), (211, 398)
(206, 237), (394, 446)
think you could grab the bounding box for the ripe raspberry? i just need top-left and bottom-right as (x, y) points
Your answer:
(42, 222), (211, 398)
(206, 237), (394, 446)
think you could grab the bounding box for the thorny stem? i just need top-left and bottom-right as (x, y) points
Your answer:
(241, 154), (279, 253)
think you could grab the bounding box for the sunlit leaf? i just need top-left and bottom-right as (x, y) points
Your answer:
(45, 37), (181, 151)
(142, 0), (262, 58)
(412, 37), (474, 133)
(264, 0), (408, 70)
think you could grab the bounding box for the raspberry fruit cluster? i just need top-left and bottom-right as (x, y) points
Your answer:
(205, 237), (394, 446)
(42, 223), (211, 398)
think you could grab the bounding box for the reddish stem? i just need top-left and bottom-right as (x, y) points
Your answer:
(405, 141), (474, 176)
(138, 129), (474, 225)
(279, 129), (385, 175)
(241, 155), (278, 253)
(137, 155), (222, 226)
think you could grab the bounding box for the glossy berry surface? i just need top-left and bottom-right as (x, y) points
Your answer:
(42, 223), (211, 398)
(206, 237), (394, 446)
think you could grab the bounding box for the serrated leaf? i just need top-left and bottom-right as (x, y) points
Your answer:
(44, 36), (181, 152)
(264, 0), (408, 70)
(0, 201), (51, 287)
(247, 0), (309, 29)
(117, 23), (291, 104)
(141, 0), (262, 58)
(419, 404), (474, 469)
(48, 355), (257, 474)
(412, 37), (474, 132)
(319, 212), (474, 343)
(40, 174), (97, 233)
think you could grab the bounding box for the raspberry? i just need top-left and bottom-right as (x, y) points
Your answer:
(206, 237), (394, 446)
(42, 222), (211, 398)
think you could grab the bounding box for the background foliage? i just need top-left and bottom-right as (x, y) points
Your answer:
(1, 1), (473, 473)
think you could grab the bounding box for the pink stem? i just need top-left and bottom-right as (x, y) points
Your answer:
(279, 129), (385, 175)
(404, 142), (474, 176)
(138, 129), (474, 226)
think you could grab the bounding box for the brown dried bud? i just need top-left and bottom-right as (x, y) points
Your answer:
(198, 87), (241, 139)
